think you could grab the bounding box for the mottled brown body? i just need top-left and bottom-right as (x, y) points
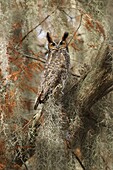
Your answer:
(34, 32), (70, 110)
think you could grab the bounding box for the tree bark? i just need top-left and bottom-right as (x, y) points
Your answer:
(75, 43), (112, 114)
(1, 1), (113, 170)
(62, 42), (113, 170)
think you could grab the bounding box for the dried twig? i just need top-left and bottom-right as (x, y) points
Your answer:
(18, 51), (46, 63)
(67, 14), (83, 45)
(20, 10), (56, 44)
(14, 8), (57, 50)
(61, 9), (75, 19)
(66, 140), (86, 170)
(11, 9), (57, 62)
(72, 152), (86, 170)
(20, 158), (29, 170)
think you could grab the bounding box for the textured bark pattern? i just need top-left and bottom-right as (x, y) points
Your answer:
(0, 1), (113, 170)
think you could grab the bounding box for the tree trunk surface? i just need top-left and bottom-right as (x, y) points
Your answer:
(0, 1), (113, 170)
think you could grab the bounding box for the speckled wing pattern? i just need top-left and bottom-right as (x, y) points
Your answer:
(34, 32), (70, 110)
